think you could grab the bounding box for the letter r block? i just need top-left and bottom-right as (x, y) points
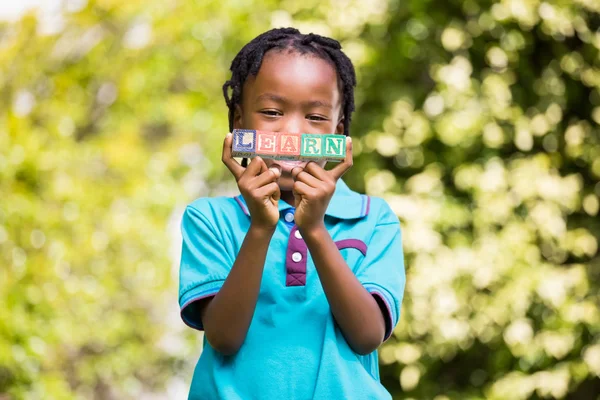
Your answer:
(300, 134), (324, 160)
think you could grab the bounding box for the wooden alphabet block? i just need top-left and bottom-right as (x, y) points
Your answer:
(300, 134), (324, 160)
(232, 129), (256, 157)
(277, 133), (302, 160)
(256, 130), (278, 156)
(231, 129), (346, 163)
(323, 134), (346, 161)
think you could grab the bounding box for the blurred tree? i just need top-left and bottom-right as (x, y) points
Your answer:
(0, 0), (278, 398)
(0, 0), (599, 399)
(347, 0), (600, 399)
(0, 1), (385, 398)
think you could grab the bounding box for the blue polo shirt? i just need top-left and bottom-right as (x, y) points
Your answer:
(179, 179), (405, 400)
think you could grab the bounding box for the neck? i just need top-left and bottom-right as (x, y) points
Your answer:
(280, 190), (295, 207)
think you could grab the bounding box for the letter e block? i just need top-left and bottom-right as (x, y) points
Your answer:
(256, 130), (278, 156)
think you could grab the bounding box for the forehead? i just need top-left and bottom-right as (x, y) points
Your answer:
(242, 50), (341, 106)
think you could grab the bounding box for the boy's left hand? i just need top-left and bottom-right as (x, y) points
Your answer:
(291, 138), (352, 233)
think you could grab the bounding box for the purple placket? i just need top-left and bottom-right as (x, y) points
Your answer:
(234, 195), (370, 287)
(285, 225), (308, 286)
(284, 227), (367, 287)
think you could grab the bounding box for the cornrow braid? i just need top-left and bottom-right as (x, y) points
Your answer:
(223, 27), (357, 140)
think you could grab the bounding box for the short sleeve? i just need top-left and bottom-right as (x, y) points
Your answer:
(179, 204), (233, 331)
(355, 199), (406, 341)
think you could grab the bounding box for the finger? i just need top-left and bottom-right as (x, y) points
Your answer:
(293, 189), (301, 208)
(245, 156), (268, 177)
(272, 182), (281, 202)
(294, 168), (322, 188)
(269, 164), (281, 177)
(293, 180), (314, 196)
(329, 137), (353, 180)
(302, 161), (329, 181)
(222, 133), (246, 181)
(291, 166), (304, 181)
(255, 181), (280, 199)
(249, 165), (281, 190)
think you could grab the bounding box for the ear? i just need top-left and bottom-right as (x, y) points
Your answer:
(335, 117), (344, 135)
(233, 104), (243, 129)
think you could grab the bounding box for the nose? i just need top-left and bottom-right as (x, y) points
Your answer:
(282, 115), (304, 134)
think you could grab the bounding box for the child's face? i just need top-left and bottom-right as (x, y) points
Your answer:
(234, 50), (345, 190)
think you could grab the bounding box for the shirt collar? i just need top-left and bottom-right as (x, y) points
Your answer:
(233, 179), (370, 220)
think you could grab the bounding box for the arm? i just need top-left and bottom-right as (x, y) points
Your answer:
(200, 224), (275, 355)
(198, 133), (281, 355)
(301, 225), (385, 355)
(291, 138), (386, 354)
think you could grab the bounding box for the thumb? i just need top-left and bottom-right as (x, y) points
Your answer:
(293, 186), (301, 208)
(272, 183), (281, 202)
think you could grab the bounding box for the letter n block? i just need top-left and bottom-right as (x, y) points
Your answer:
(232, 129), (256, 157)
(300, 134), (324, 160)
(277, 133), (301, 160)
(256, 130), (278, 156)
(323, 135), (346, 162)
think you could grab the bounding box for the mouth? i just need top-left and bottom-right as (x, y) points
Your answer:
(273, 160), (307, 174)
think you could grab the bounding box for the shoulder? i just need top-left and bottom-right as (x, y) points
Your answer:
(186, 196), (241, 215)
(365, 196), (400, 226)
(182, 196), (246, 229)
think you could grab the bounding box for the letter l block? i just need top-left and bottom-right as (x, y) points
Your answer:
(232, 129), (256, 158)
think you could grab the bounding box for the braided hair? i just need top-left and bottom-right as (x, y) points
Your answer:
(223, 27), (357, 143)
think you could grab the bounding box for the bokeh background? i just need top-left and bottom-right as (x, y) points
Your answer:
(1, 0), (600, 399)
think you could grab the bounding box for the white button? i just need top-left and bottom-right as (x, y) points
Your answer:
(284, 212), (294, 223)
(294, 230), (302, 239)
(292, 252), (302, 262)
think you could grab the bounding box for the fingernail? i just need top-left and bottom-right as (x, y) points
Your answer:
(347, 137), (352, 144)
(226, 132), (232, 137)
(269, 166), (281, 177)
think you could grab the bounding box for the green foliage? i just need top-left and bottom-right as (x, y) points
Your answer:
(0, 0), (599, 399)
(351, 1), (600, 399)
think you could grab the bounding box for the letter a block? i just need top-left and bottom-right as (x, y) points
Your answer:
(277, 133), (302, 160)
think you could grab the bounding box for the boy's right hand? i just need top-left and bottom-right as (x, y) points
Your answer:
(222, 133), (281, 230)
